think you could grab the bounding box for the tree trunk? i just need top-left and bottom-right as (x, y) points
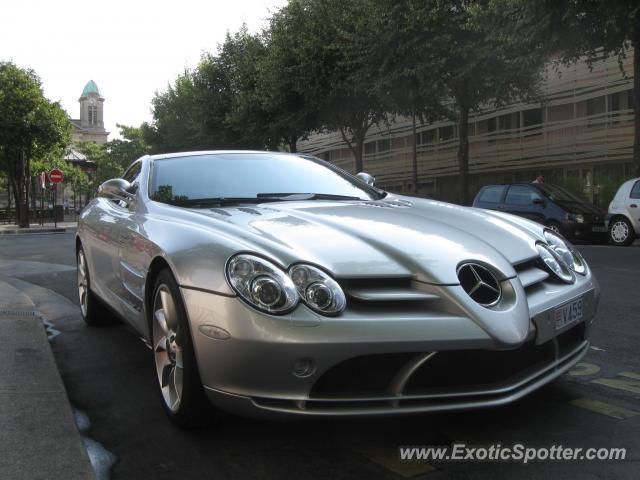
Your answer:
(12, 151), (30, 228)
(289, 135), (298, 153)
(354, 132), (365, 173)
(633, 31), (640, 176)
(411, 110), (418, 192)
(457, 105), (470, 205)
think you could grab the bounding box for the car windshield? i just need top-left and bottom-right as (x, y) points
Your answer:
(149, 153), (384, 205)
(535, 184), (586, 203)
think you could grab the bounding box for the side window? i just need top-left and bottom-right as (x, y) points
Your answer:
(478, 185), (506, 203)
(505, 185), (539, 205)
(630, 181), (640, 199)
(122, 162), (142, 184)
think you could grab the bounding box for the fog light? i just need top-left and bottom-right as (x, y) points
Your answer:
(292, 357), (316, 378)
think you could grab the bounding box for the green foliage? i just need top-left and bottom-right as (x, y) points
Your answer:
(272, 0), (388, 170)
(0, 61), (71, 225)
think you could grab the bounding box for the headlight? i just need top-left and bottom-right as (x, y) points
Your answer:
(567, 213), (584, 223)
(289, 264), (346, 315)
(543, 230), (587, 275)
(226, 254), (298, 314)
(536, 243), (574, 283)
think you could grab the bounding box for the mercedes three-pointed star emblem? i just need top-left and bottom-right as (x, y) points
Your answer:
(457, 263), (502, 307)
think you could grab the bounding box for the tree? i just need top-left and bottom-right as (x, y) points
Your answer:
(540, 0), (640, 175)
(374, 0), (449, 192)
(145, 70), (206, 153)
(272, 0), (387, 172)
(104, 124), (151, 170)
(217, 27), (278, 149)
(146, 29), (276, 152)
(262, 8), (323, 152)
(0, 62), (71, 226)
(374, 1), (551, 204)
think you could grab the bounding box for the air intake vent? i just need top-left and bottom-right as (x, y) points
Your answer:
(457, 263), (501, 307)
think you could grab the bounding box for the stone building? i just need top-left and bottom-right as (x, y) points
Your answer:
(70, 80), (109, 145)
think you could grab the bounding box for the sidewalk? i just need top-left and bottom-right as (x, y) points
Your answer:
(0, 221), (77, 235)
(0, 278), (94, 479)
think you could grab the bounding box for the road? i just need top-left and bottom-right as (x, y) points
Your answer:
(1, 231), (638, 479)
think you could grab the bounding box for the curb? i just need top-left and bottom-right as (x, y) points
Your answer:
(0, 228), (70, 235)
(0, 309), (95, 479)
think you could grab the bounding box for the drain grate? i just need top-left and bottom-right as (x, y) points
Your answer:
(0, 309), (38, 317)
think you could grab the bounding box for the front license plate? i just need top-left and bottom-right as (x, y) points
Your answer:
(592, 225), (607, 232)
(554, 298), (583, 330)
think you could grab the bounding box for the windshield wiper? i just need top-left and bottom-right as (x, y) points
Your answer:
(256, 193), (363, 201)
(166, 196), (284, 207)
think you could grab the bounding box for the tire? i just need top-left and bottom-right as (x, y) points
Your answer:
(150, 269), (218, 428)
(609, 217), (636, 246)
(77, 246), (115, 326)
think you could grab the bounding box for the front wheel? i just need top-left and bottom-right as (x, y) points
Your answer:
(151, 269), (218, 428)
(609, 217), (635, 246)
(77, 246), (114, 326)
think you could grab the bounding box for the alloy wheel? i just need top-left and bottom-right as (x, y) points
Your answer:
(548, 223), (561, 234)
(610, 220), (629, 243)
(152, 285), (184, 412)
(77, 250), (88, 317)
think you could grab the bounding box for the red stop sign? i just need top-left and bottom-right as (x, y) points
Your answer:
(49, 168), (64, 183)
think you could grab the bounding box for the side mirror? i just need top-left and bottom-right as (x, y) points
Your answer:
(98, 178), (134, 201)
(356, 171), (376, 186)
(532, 197), (546, 206)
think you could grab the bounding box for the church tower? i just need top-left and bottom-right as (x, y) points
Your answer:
(79, 80), (106, 132)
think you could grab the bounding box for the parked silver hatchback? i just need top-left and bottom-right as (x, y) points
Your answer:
(607, 177), (640, 246)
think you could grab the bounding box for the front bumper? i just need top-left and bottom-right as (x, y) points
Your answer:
(181, 272), (599, 418)
(563, 221), (607, 242)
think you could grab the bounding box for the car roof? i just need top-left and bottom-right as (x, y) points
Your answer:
(480, 183), (547, 188)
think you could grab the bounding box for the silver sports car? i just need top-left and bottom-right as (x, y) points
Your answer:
(77, 151), (599, 427)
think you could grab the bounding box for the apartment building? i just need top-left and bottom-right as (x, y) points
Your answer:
(299, 49), (636, 206)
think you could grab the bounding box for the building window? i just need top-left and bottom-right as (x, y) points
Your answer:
(487, 117), (497, 143)
(522, 108), (543, 128)
(377, 139), (391, 153)
(87, 105), (97, 125)
(364, 141), (376, 155)
(419, 129), (436, 145)
(498, 113), (520, 132)
(439, 125), (456, 142)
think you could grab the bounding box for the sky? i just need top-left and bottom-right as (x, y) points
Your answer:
(0, 0), (288, 139)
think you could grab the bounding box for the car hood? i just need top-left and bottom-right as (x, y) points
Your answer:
(182, 196), (544, 285)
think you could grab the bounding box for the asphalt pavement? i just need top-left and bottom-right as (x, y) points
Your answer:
(0, 232), (638, 479)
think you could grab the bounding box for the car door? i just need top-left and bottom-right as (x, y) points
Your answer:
(625, 180), (640, 233)
(82, 183), (133, 305)
(116, 161), (151, 333)
(503, 185), (546, 222)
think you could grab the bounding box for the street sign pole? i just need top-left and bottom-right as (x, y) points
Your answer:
(48, 169), (64, 228)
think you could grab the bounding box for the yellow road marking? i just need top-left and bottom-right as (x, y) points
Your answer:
(569, 398), (639, 420)
(592, 374), (640, 395)
(356, 445), (436, 478)
(343, 441), (436, 478)
(568, 362), (600, 376)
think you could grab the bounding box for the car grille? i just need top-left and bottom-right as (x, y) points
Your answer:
(309, 323), (585, 398)
(340, 277), (437, 299)
(251, 324), (588, 414)
(513, 258), (550, 290)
